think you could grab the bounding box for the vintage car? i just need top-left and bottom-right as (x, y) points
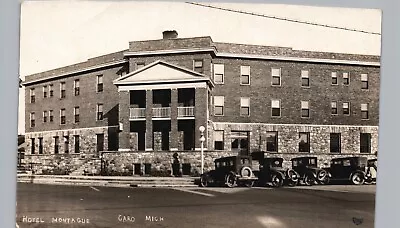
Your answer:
(291, 157), (330, 186)
(365, 158), (377, 184)
(257, 157), (300, 187)
(323, 157), (370, 185)
(200, 156), (258, 188)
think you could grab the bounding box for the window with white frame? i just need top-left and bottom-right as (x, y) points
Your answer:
(60, 109), (66, 125)
(193, 60), (203, 73)
(74, 79), (80, 96)
(271, 99), (281, 117)
(331, 101), (338, 115)
(361, 103), (369, 119)
(240, 66), (250, 85)
(43, 85), (47, 98)
(266, 131), (278, 152)
(214, 130), (224, 150)
(299, 132), (310, 152)
(214, 96), (224, 116)
(49, 84), (54, 97)
(97, 75), (103, 92)
(301, 70), (309, 87)
(343, 72), (350, 85)
(30, 88), (35, 103)
(271, 68), (281, 86)
(213, 64), (224, 84)
(361, 74), (368, 89)
(343, 102), (350, 115)
(49, 110), (54, 122)
(30, 112), (35, 128)
(301, 101), (310, 118)
(60, 82), (66, 98)
(240, 97), (250, 116)
(331, 72), (338, 85)
(97, 104), (103, 120)
(74, 106), (80, 123)
(43, 110), (47, 123)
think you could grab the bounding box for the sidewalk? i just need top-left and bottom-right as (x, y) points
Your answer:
(17, 174), (199, 188)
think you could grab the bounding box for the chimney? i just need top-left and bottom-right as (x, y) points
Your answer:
(162, 30), (178, 39)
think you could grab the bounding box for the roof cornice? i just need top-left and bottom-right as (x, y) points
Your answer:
(22, 59), (128, 86)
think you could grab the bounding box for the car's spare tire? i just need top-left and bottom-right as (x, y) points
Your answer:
(240, 166), (253, 178)
(287, 169), (299, 182)
(317, 169), (328, 182)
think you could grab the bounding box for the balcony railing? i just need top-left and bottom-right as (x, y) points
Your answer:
(178, 106), (195, 117)
(152, 107), (171, 118)
(130, 108), (146, 119)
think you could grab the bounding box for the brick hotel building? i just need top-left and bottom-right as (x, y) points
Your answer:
(22, 31), (380, 175)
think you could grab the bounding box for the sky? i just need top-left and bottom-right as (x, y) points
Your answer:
(18, 1), (382, 134)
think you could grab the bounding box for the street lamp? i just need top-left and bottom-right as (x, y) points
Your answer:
(199, 125), (206, 174)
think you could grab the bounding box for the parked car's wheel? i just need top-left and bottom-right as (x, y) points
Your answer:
(287, 180), (298, 187)
(316, 170), (328, 183)
(244, 180), (255, 188)
(287, 169), (299, 183)
(304, 174), (316, 186)
(271, 173), (284, 188)
(200, 174), (209, 187)
(225, 173), (237, 188)
(351, 172), (365, 185)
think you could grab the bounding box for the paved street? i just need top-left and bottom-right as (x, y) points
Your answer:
(16, 183), (376, 228)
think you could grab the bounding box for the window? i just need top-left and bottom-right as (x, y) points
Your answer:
(38, 138), (43, 154)
(193, 60), (203, 73)
(74, 135), (80, 153)
(60, 82), (66, 98)
(97, 75), (103, 92)
(271, 68), (281, 86)
(343, 72), (349, 85)
(97, 134), (104, 153)
(331, 72), (338, 85)
(240, 97), (250, 116)
(49, 84), (54, 97)
(64, 136), (69, 154)
(60, 109), (66, 125)
(74, 79), (80, 96)
(301, 101), (310, 118)
(137, 62), (145, 70)
(299, 132), (310, 152)
(301, 70), (309, 87)
(30, 88), (35, 103)
(43, 86), (47, 98)
(214, 131), (224, 150)
(213, 64), (224, 84)
(361, 103), (369, 119)
(240, 66), (250, 85)
(30, 112), (35, 128)
(214, 96), (224, 116)
(231, 131), (249, 156)
(271, 99), (281, 117)
(54, 136), (59, 154)
(74, 107), (80, 123)
(97, 104), (103, 120)
(360, 133), (371, 153)
(331, 102), (338, 115)
(30, 138), (35, 154)
(343, 159), (351, 166)
(343, 102), (350, 115)
(361, 74), (368, 89)
(49, 110), (54, 122)
(43, 111), (47, 123)
(266, 131), (278, 152)
(330, 133), (341, 153)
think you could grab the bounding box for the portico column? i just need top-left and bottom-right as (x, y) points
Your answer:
(170, 88), (179, 151)
(194, 87), (208, 150)
(145, 89), (153, 151)
(118, 90), (130, 151)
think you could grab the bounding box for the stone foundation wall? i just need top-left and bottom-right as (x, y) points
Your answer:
(210, 123), (379, 154)
(25, 127), (112, 155)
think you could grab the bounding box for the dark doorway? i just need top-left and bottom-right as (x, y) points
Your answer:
(97, 134), (104, 153)
(153, 120), (171, 151)
(178, 120), (195, 150)
(130, 121), (146, 151)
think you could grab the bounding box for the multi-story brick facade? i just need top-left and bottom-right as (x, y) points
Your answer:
(22, 31), (380, 176)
